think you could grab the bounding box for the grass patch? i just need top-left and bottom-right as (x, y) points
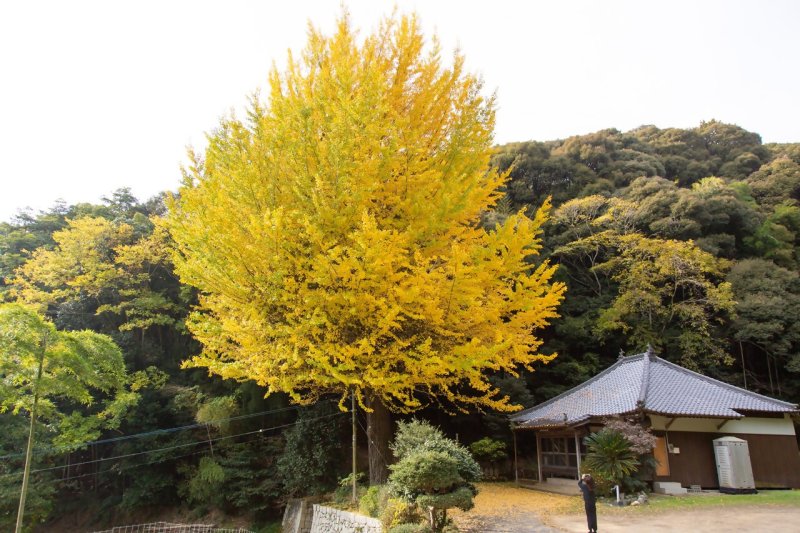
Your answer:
(641, 490), (800, 511)
(254, 520), (282, 533)
(579, 489), (800, 518)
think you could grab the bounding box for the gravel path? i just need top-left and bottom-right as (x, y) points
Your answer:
(549, 505), (800, 532)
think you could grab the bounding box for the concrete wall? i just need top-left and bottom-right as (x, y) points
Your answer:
(649, 414), (796, 435)
(282, 498), (317, 533)
(310, 505), (382, 533)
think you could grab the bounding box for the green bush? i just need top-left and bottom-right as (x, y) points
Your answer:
(469, 436), (508, 479)
(178, 456), (226, 506)
(359, 485), (390, 518)
(389, 524), (432, 533)
(468, 437), (507, 462)
(622, 454), (658, 494)
(332, 472), (367, 507)
(381, 497), (422, 530)
(255, 522), (282, 533)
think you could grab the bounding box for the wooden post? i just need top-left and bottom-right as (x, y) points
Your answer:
(351, 391), (357, 504)
(16, 346), (45, 533)
(574, 431), (582, 476)
(512, 428), (518, 485)
(739, 341), (747, 390)
(205, 424), (215, 457)
(536, 433), (543, 483)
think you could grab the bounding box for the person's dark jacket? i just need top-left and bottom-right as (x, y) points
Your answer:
(578, 479), (596, 506)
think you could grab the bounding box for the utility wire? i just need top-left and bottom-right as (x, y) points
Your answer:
(0, 411), (346, 480)
(0, 401), (332, 460)
(356, 415), (389, 470)
(57, 426), (277, 484)
(54, 410), (347, 486)
(48, 427), (275, 485)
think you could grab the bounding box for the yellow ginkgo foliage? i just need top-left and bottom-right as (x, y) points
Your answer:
(166, 13), (565, 414)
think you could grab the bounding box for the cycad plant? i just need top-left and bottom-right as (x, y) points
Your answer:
(582, 428), (640, 490)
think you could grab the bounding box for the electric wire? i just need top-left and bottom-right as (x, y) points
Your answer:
(44, 423), (277, 486)
(356, 414), (389, 470)
(0, 411), (346, 480)
(0, 401), (333, 460)
(53, 411), (343, 486)
(53, 410), (346, 485)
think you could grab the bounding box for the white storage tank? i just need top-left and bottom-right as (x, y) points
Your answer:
(713, 436), (756, 493)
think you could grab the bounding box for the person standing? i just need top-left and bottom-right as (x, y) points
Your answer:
(578, 473), (598, 533)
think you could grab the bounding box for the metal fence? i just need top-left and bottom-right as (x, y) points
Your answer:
(90, 522), (254, 533)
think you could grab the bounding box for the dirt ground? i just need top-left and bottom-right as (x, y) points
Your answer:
(452, 483), (800, 533)
(450, 483), (569, 532)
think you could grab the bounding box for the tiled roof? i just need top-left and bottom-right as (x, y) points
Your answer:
(511, 349), (798, 429)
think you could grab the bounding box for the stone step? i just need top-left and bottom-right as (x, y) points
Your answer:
(544, 476), (577, 487)
(653, 481), (688, 495)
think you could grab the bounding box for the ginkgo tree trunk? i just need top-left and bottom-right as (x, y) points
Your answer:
(166, 12), (565, 484)
(0, 304), (139, 532)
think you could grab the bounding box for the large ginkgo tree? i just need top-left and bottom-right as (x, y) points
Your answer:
(166, 12), (565, 483)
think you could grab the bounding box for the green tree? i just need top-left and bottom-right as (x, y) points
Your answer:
(166, 13), (565, 483)
(765, 143), (800, 165)
(0, 304), (138, 532)
(727, 259), (800, 398)
(553, 195), (735, 368)
(694, 120), (768, 168)
(744, 203), (800, 269)
(276, 402), (347, 497)
(664, 177), (759, 257)
(0, 415), (56, 532)
(10, 216), (187, 370)
(0, 204), (69, 300)
(593, 233), (735, 368)
(468, 437), (506, 462)
(491, 142), (595, 208)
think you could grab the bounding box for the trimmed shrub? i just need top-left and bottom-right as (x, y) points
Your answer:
(392, 420), (481, 483)
(389, 420), (479, 532)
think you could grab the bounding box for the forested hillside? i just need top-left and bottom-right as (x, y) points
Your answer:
(491, 121), (800, 403)
(1, 121), (798, 530)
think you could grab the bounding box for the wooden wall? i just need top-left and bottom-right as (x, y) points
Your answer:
(654, 431), (800, 488)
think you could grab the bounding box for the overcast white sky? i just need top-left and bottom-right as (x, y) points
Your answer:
(1, 0), (798, 222)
